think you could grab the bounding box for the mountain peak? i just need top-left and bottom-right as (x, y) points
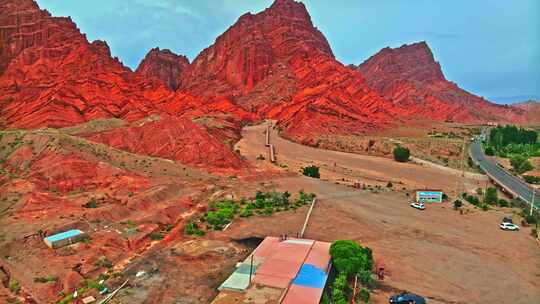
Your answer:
(135, 47), (190, 90)
(360, 41), (444, 84)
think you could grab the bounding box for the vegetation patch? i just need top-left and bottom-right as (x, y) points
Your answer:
(324, 240), (375, 304)
(187, 190), (316, 234)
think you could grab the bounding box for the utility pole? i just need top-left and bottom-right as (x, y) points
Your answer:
(531, 188), (536, 216)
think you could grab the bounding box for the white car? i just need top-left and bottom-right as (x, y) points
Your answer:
(500, 222), (519, 231)
(410, 202), (425, 210)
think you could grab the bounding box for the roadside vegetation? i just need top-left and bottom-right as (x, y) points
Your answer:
(484, 125), (538, 177)
(323, 240), (375, 304)
(185, 190), (316, 234)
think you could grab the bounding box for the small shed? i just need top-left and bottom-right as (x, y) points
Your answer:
(415, 190), (443, 203)
(44, 229), (87, 249)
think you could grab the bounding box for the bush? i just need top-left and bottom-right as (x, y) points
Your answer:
(82, 197), (98, 208)
(357, 288), (370, 303)
(480, 203), (489, 211)
(525, 214), (538, 225)
(302, 165), (320, 178)
(453, 199), (462, 210)
(531, 228), (538, 238)
(9, 279), (20, 294)
(393, 146), (410, 162)
(386, 182), (393, 188)
(34, 276), (58, 283)
(510, 155), (533, 174)
(465, 194), (480, 206)
(149, 232), (164, 240)
(184, 221), (205, 236)
(484, 187), (498, 205)
(484, 146), (495, 156)
(442, 193), (448, 200)
(498, 199), (509, 207)
(523, 175), (540, 184)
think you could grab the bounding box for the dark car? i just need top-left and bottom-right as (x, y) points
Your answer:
(502, 216), (513, 224)
(389, 293), (426, 304)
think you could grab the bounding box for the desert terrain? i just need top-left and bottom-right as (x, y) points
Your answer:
(1, 0), (539, 303)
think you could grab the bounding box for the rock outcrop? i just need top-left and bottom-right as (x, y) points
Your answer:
(135, 48), (189, 90)
(82, 116), (247, 170)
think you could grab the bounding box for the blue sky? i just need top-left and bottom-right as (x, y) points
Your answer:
(37, 0), (540, 103)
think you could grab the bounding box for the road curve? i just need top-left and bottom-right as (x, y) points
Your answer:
(470, 140), (539, 210)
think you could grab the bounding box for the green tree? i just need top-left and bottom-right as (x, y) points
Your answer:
(393, 146), (410, 162)
(330, 240), (373, 276)
(484, 146), (495, 156)
(510, 155), (533, 174)
(302, 165), (320, 178)
(484, 187), (498, 205)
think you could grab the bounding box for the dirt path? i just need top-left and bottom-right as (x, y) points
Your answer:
(236, 123), (482, 196)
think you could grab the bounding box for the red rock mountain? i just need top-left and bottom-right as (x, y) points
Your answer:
(0, 0), (176, 129)
(356, 42), (527, 123)
(135, 48), (189, 90)
(1, 0), (534, 149)
(178, 0), (398, 143)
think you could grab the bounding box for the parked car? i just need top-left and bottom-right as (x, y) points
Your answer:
(389, 293), (426, 304)
(500, 222), (519, 231)
(502, 216), (513, 224)
(410, 202), (425, 210)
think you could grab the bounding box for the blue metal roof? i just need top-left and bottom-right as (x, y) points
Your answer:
(44, 229), (84, 242)
(291, 264), (328, 289)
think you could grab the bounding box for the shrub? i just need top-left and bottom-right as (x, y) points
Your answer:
(82, 197), (98, 208)
(9, 279), (21, 293)
(531, 228), (538, 238)
(442, 193), (448, 200)
(357, 288), (370, 303)
(302, 165), (320, 178)
(239, 208), (253, 217)
(465, 194), (480, 206)
(484, 187), (498, 204)
(480, 203), (489, 211)
(484, 146), (495, 156)
(149, 232), (164, 240)
(386, 182), (393, 188)
(525, 214), (538, 225)
(498, 199), (509, 207)
(393, 146), (410, 162)
(94, 256), (113, 269)
(523, 175), (540, 184)
(453, 199), (462, 210)
(510, 155), (533, 174)
(34, 276), (58, 283)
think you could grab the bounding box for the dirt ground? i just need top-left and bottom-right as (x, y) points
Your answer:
(223, 176), (540, 304)
(235, 123), (486, 197)
(2, 121), (538, 304)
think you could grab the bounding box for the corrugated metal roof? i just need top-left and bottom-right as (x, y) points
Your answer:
(44, 229), (84, 242)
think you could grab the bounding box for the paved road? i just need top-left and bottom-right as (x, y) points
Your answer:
(470, 140), (539, 210)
